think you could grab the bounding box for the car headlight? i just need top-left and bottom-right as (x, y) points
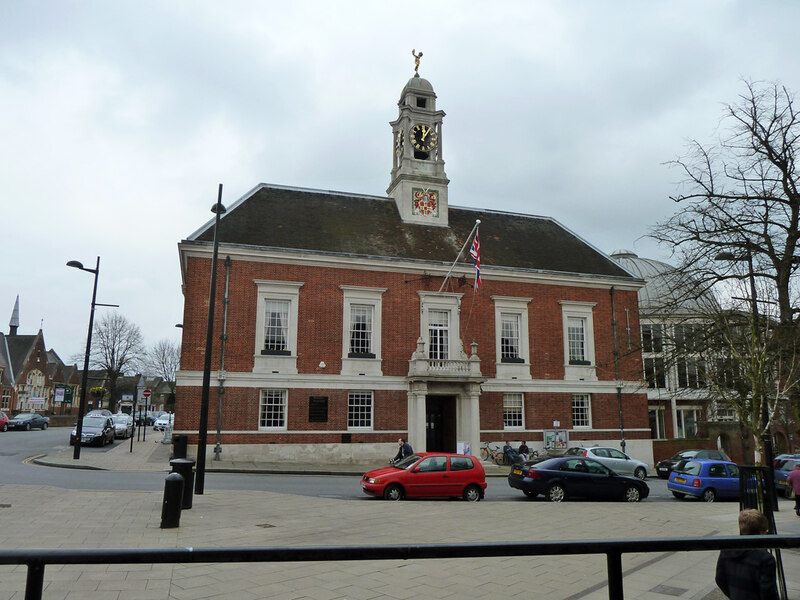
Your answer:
(367, 477), (379, 484)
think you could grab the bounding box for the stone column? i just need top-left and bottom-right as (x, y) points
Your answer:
(407, 381), (427, 453)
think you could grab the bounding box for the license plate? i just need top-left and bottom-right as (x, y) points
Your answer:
(512, 469), (523, 475)
(674, 477), (686, 483)
(360, 482), (366, 488)
(779, 480), (787, 485)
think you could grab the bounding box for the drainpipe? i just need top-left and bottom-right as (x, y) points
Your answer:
(611, 287), (626, 453)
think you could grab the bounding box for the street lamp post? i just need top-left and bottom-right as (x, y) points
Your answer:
(716, 250), (778, 515)
(195, 184), (226, 495)
(67, 257), (118, 460)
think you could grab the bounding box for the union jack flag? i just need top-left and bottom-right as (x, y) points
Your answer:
(469, 230), (481, 290)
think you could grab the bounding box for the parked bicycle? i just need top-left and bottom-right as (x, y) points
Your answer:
(480, 442), (506, 466)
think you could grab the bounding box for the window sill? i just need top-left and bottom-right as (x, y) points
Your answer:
(261, 349), (291, 356)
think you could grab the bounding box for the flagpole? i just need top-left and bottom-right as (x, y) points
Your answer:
(438, 219), (481, 293)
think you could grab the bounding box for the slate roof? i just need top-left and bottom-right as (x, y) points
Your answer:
(187, 185), (637, 281)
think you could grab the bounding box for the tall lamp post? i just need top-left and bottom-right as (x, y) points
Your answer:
(716, 250), (777, 514)
(196, 184), (226, 495)
(67, 257), (118, 460)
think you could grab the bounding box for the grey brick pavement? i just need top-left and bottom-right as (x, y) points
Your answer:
(1, 438), (798, 599)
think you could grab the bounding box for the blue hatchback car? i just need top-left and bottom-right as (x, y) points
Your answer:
(667, 459), (740, 502)
(774, 458), (800, 498)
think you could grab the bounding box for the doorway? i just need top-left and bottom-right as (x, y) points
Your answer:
(426, 396), (456, 452)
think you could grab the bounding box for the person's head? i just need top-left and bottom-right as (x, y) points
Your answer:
(738, 509), (769, 535)
(520, 441), (526, 445)
(794, 463), (800, 470)
(398, 438), (405, 446)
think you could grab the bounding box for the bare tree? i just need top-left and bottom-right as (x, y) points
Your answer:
(653, 79), (800, 459)
(90, 312), (146, 412)
(143, 339), (180, 405)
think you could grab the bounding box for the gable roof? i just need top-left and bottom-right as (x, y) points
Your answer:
(186, 184), (637, 281)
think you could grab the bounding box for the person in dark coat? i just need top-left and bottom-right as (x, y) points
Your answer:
(391, 438), (413, 463)
(715, 509), (779, 600)
(787, 462), (800, 516)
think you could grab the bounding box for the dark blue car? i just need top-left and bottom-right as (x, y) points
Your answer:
(668, 459), (740, 502)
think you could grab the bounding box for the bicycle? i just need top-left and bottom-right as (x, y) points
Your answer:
(480, 442), (506, 466)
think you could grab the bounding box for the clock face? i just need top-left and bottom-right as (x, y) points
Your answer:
(410, 123), (437, 152)
(412, 188), (439, 217)
(394, 130), (404, 155)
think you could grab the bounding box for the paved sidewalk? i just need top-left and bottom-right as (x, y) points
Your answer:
(2, 436), (798, 599)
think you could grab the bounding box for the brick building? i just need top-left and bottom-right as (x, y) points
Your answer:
(175, 69), (651, 464)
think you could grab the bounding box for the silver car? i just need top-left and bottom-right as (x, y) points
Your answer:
(112, 414), (134, 439)
(565, 446), (649, 479)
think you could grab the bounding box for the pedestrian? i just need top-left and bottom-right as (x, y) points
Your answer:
(517, 441), (530, 461)
(503, 440), (522, 465)
(787, 462), (800, 516)
(714, 509), (779, 600)
(391, 437), (413, 464)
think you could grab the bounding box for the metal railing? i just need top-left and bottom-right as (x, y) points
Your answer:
(2, 535), (799, 600)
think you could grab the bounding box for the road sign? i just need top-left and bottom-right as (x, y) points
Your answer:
(142, 389), (151, 399)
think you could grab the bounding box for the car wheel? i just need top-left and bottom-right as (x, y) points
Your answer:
(633, 467), (646, 480)
(672, 492), (685, 499)
(546, 484), (566, 503)
(702, 488), (716, 502)
(623, 486), (641, 502)
(25, 423), (31, 431)
(41, 422), (47, 430)
(1, 423), (6, 432)
(463, 485), (482, 502)
(523, 490), (537, 499)
(383, 484), (403, 501)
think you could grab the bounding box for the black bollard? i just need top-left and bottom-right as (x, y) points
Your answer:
(172, 434), (188, 459)
(161, 472), (184, 529)
(170, 458), (195, 509)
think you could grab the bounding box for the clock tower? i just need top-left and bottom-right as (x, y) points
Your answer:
(388, 61), (450, 226)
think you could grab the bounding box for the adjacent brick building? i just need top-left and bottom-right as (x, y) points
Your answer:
(175, 69), (651, 464)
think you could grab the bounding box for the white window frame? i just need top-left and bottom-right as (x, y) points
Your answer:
(254, 280), (303, 374)
(572, 393), (591, 428)
(341, 286), (385, 376)
(676, 407), (701, 439)
(493, 296), (532, 380)
(649, 407), (666, 439)
(560, 301), (597, 381)
(1, 389), (9, 410)
(259, 389), (287, 431)
(503, 392), (524, 430)
(347, 391), (374, 430)
(418, 292), (462, 360)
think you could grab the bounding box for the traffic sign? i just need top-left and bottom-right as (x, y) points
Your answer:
(142, 389), (151, 398)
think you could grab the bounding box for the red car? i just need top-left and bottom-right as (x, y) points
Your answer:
(361, 452), (487, 501)
(0, 411), (8, 432)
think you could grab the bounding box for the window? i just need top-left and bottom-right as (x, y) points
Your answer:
(503, 393), (524, 429)
(677, 357), (706, 388)
(349, 305), (374, 357)
(493, 296), (531, 378)
(259, 389), (287, 430)
(641, 324), (663, 353)
(572, 394), (591, 428)
(1, 390), (9, 410)
(263, 300), (290, 354)
(560, 301), (597, 380)
(428, 309), (450, 360)
(419, 456), (447, 472)
(254, 280), (303, 374)
(676, 408), (701, 438)
(644, 357), (666, 388)
(348, 391), (373, 429)
(418, 292), (462, 364)
(341, 286), (385, 376)
(567, 317), (587, 364)
(501, 314), (521, 362)
(450, 456), (475, 471)
(649, 408), (665, 439)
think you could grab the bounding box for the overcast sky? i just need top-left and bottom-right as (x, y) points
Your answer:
(2, 0), (799, 364)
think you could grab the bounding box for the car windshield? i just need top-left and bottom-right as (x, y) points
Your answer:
(393, 454), (423, 469)
(672, 450), (697, 460)
(113, 416), (128, 424)
(15, 414), (33, 420)
(82, 417), (106, 428)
